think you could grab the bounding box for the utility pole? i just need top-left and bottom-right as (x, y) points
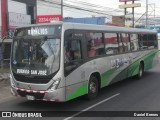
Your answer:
(132, 0), (134, 28)
(124, 1), (127, 27)
(61, 0), (63, 21)
(125, 1), (127, 15)
(154, 3), (155, 26)
(146, 0), (148, 28)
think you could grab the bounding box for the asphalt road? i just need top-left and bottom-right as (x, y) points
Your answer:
(1, 63), (160, 120)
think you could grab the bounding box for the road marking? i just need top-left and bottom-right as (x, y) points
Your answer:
(64, 93), (120, 120)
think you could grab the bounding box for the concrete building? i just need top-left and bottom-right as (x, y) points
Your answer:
(0, 0), (36, 65)
(0, 0), (62, 66)
(63, 17), (106, 25)
(112, 16), (125, 27)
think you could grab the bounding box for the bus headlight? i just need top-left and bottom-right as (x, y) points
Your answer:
(49, 78), (61, 91)
(10, 74), (16, 87)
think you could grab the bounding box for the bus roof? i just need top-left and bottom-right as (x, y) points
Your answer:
(17, 22), (157, 34)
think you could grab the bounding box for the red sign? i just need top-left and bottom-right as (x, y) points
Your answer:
(119, 0), (138, 2)
(36, 15), (62, 24)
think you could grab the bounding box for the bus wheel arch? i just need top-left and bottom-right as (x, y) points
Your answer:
(86, 72), (101, 100)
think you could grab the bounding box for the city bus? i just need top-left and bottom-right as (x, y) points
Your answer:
(10, 22), (159, 102)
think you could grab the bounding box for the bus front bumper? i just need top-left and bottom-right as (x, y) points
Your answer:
(11, 86), (65, 102)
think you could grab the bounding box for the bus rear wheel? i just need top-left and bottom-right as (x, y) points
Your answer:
(136, 63), (144, 79)
(87, 76), (99, 100)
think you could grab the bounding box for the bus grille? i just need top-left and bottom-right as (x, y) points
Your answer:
(17, 91), (45, 99)
(13, 74), (51, 84)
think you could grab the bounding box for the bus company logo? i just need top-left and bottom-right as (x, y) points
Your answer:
(2, 112), (11, 117)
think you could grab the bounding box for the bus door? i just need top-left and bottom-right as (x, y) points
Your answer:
(64, 30), (86, 100)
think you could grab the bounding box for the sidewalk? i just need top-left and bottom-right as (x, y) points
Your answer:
(0, 66), (10, 87)
(0, 67), (15, 103)
(0, 67), (10, 86)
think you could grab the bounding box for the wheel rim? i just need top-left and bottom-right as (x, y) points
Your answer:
(89, 81), (96, 94)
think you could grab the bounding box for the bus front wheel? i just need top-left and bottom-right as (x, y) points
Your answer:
(87, 76), (99, 100)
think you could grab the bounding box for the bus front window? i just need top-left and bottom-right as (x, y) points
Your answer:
(11, 37), (60, 76)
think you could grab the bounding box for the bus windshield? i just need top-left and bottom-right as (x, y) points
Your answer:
(11, 25), (61, 76)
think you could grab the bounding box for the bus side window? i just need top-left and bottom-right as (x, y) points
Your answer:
(86, 32), (104, 57)
(130, 34), (139, 51)
(105, 33), (119, 55)
(147, 34), (157, 49)
(64, 39), (82, 75)
(87, 44), (96, 57)
(70, 40), (82, 60)
(120, 33), (130, 52)
(140, 34), (148, 50)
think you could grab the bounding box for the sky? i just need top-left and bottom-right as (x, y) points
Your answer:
(64, 0), (160, 19)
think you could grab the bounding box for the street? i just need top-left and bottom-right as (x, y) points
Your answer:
(1, 63), (160, 120)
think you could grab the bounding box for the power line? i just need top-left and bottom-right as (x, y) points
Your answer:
(39, 2), (97, 18)
(38, 0), (143, 18)
(65, 0), (124, 13)
(37, 0), (160, 23)
(38, 0), (114, 19)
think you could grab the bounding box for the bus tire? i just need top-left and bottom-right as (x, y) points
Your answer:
(86, 76), (99, 100)
(136, 63), (144, 79)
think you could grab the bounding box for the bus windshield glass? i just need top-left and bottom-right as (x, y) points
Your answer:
(11, 25), (61, 76)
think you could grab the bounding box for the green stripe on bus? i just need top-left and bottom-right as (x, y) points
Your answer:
(144, 50), (157, 70)
(131, 50), (158, 76)
(101, 50), (158, 87)
(67, 83), (87, 101)
(128, 60), (140, 77)
(101, 69), (116, 88)
(67, 50), (158, 101)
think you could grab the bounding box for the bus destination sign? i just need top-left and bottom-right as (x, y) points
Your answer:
(28, 27), (48, 36)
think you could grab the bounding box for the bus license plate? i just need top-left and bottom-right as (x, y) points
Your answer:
(26, 95), (35, 100)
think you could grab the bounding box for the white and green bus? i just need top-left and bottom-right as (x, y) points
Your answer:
(10, 22), (159, 102)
